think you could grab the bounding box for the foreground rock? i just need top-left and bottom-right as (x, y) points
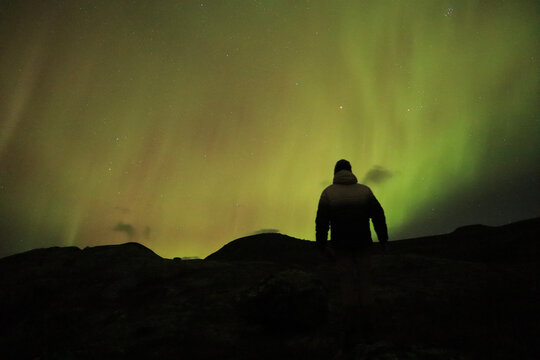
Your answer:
(241, 269), (328, 331)
(0, 218), (539, 359)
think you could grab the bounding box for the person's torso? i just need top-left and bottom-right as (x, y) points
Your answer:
(324, 183), (373, 248)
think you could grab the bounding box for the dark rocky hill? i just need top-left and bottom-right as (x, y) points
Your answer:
(205, 233), (322, 265)
(1, 218), (539, 359)
(207, 217), (540, 263)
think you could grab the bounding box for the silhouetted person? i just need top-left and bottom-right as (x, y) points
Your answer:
(316, 159), (388, 347)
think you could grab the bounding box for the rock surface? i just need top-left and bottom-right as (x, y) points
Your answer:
(1, 218), (539, 359)
(241, 269), (328, 331)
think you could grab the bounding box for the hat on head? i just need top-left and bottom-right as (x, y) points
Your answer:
(334, 159), (352, 174)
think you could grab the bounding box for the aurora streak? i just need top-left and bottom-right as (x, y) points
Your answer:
(0, 0), (538, 258)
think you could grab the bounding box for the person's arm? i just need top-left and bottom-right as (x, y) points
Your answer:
(368, 189), (388, 245)
(315, 190), (330, 252)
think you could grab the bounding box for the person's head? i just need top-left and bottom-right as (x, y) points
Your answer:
(334, 159), (352, 174)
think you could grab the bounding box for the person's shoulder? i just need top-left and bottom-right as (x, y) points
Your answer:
(355, 183), (372, 190)
(319, 185), (331, 196)
(321, 183), (335, 192)
(355, 183), (374, 194)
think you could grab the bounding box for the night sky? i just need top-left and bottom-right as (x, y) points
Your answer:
(1, 0), (538, 259)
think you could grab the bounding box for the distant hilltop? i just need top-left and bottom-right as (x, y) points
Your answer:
(1, 217), (538, 264)
(206, 217), (540, 264)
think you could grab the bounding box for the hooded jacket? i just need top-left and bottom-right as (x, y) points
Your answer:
(316, 169), (388, 251)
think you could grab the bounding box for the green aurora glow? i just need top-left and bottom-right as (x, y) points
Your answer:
(0, 0), (538, 258)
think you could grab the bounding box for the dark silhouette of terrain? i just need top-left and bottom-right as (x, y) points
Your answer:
(1, 218), (539, 359)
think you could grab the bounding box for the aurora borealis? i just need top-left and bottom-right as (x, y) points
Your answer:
(0, 0), (538, 258)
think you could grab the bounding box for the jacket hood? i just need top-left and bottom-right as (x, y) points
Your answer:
(333, 170), (358, 185)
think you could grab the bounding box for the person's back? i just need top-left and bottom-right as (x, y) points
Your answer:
(315, 159), (388, 348)
(316, 160), (388, 251)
